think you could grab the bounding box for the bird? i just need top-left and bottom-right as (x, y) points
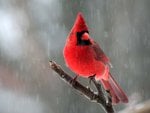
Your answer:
(63, 12), (128, 104)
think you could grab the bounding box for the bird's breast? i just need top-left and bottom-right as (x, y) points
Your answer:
(63, 45), (106, 77)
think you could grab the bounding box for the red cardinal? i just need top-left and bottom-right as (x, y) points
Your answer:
(63, 12), (128, 104)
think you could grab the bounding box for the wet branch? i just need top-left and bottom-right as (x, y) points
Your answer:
(49, 61), (115, 113)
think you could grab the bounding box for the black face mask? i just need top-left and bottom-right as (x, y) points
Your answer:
(76, 31), (91, 46)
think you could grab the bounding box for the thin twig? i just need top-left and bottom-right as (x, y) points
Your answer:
(49, 60), (115, 113)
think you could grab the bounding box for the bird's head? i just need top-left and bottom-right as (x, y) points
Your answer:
(67, 12), (92, 46)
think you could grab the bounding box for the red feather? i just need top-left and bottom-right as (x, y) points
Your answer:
(63, 12), (128, 104)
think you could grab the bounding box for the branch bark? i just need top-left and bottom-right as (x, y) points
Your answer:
(49, 60), (115, 113)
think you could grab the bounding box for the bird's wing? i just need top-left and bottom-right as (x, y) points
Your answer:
(91, 41), (112, 68)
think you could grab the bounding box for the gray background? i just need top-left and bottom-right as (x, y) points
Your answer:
(0, 0), (150, 113)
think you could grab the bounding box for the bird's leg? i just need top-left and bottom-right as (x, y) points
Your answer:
(89, 75), (104, 96)
(87, 75), (96, 89)
(91, 77), (112, 104)
(70, 75), (78, 86)
(88, 74), (96, 85)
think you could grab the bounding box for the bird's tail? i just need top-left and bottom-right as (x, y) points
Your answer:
(100, 73), (128, 104)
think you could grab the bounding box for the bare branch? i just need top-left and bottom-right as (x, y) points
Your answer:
(49, 61), (115, 113)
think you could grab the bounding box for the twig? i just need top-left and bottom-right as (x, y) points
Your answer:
(49, 60), (115, 113)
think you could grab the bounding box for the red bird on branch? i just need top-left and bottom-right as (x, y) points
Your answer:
(63, 12), (128, 104)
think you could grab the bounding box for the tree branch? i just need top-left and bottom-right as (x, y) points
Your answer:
(49, 60), (115, 113)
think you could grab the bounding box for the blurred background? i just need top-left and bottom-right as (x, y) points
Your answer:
(0, 0), (150, 113)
